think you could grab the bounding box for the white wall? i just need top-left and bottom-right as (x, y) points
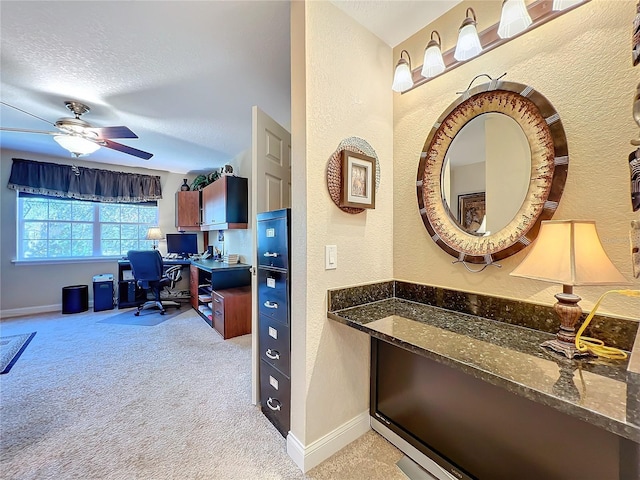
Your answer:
(0, 149), (191, 317)
(485, 114), (530, 233)
(289, 0), (394, 465)
(217, 149), (252, 265)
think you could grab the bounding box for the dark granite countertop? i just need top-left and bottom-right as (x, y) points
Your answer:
(190, 259), (251, 273)
(328, 297), (640, 443)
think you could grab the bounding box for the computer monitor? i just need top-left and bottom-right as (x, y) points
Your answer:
(166, 233), (198, 258)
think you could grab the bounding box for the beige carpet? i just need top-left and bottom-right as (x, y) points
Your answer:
(0, 308), (406, 479)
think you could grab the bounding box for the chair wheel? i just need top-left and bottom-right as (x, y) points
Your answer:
(160, 310), (166, 315)
(134, 311), (140, 316)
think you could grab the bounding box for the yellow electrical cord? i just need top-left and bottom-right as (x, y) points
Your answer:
(574, 289), (640, 360)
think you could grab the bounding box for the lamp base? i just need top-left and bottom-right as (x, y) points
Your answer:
(541, 338), (590, 359)
(541, 291), (590, 359)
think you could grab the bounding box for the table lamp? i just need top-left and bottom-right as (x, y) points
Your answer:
(146, 226), (164, 250)
(510, 220), (629, 358)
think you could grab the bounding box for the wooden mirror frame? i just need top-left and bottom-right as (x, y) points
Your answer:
(416, 80), (568, 266)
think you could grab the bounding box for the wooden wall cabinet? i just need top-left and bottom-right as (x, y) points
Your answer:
(201, 176), (248, 230)
(175, 191), (201, 231)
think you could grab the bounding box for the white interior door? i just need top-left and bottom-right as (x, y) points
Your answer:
(251, 106), (291, 404)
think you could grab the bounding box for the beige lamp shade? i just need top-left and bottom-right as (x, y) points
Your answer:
(145, 227), (164, 241)
(510, 220), (628, 286)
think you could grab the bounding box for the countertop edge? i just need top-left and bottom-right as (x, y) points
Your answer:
(328, 309), (640, 444)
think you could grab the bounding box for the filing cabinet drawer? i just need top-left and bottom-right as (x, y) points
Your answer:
(260, 359), (290, 437)
(259, 314), (290, 376)
(257, 218), (289, 270)
(258, 269), (289, 325)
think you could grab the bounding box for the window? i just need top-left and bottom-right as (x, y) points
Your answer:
(17, 193), (158, 260)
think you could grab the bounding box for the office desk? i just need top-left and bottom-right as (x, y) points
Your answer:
(117, 258), (191, 308)
(189, 259), (252, 338)
(117, 259), (252, 334)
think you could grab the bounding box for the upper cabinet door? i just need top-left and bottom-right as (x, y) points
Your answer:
(175, 191), (201, 231)
(201, 176), (248, 230)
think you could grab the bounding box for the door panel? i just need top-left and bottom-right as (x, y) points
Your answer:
(251, 106), (291, 405)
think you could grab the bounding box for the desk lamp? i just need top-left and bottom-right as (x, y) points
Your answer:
(510, 220), (628, 358)
(146, 226), (164, 250)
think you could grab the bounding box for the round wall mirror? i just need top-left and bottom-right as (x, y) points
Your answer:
(417, 80), (568, 266)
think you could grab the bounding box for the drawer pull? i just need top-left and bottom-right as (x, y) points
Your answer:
(263, 301), (278, 309)
(263, 252), (279, 258)
(214, 310), (223, 316)
(266, 349), (280, 360)
(267, 397), (281, 411)
(214, 298), (221, 303)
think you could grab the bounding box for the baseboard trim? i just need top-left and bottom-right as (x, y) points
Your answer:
(286, 410), (370, 472)
(0, 301), (95, 319)
(0, 304), (61, 319)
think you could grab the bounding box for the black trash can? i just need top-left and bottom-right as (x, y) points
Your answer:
(62, 285), (89, 314)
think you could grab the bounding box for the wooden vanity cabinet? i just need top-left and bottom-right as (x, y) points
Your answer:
(175, 191), (201, 231)
(201, 176), (248, 230)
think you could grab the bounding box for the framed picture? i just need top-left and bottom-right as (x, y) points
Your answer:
(458, 192), (486, 234)
(340, 150), (376, 209)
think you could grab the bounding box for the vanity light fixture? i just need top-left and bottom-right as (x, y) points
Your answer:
(400, 0), (590, 94)
(510, 220), (629, 359)
(421, 31), (446, 78)
(392, 50), (414, 92)
(53, 134), (100, 157)
(454, 8), (482, 61)
(552, 0), (583, 11)
(498, 0), (532, 39)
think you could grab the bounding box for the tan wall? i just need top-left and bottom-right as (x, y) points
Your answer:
(0, 149), (192, 315)
(393, 0), (639, 318)
(290, 0), (394, 444)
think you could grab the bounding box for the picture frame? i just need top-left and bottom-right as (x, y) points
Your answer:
(458, 192), (486, 234)
(340, 150), (376, 209)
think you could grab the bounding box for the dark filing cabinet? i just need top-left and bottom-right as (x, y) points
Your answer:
(257, 208), (291, 437)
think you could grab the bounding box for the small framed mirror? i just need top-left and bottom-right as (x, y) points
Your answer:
(416, 80), (568, 267)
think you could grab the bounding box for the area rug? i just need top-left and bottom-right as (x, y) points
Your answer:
(0, 332), (36, 374)
(98, 303), (188, 327)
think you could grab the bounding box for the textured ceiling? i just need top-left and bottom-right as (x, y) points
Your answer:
(330, 0), (460, 47)
(0, 1), (457, 174)
(0, 1), (291, 174)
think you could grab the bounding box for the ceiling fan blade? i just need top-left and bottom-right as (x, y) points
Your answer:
(0, 127), (57, 135)
(0, 101), (55, 126)
(87, 126), (138, 139)
(102, 139), (153, 160)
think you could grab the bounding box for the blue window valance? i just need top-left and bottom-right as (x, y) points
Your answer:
(7, 158), (162, 203)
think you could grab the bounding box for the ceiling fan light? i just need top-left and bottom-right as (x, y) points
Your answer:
(392, 50), (414, 93)
(552, 0), (583, 11)
(54, 135), (100, 157)
(421, 31), (446, 78)
(454, 9), (483, 61)
(498, 0), (532, 39)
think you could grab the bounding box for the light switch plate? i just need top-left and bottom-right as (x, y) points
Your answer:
(325, 245), (337, 270)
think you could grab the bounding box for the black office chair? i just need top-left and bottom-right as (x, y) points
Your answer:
(127, 250), (181, 316)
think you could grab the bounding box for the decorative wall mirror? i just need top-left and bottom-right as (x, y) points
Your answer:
(416, 78), (568, 271)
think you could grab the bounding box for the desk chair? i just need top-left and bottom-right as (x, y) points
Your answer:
(127, 250), (181, 316)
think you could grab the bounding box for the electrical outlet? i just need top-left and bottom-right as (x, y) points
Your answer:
(325, 245), (337, 270)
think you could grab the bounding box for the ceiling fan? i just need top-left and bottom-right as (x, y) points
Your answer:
(0, 100), (153, 160)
